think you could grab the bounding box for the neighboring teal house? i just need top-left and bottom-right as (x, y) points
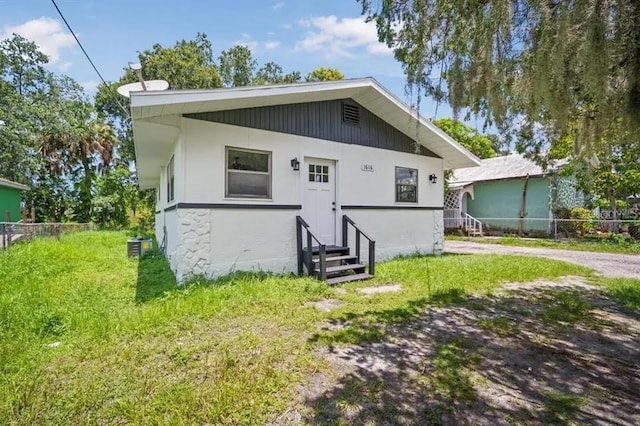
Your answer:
(444, 154), (583, 234)
(0, 178), (29, 222)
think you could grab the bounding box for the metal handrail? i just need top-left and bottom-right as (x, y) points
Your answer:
(342, 215), (376, 276)
(295, 216), (327, 280)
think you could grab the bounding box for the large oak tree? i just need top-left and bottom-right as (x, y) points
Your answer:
(359, 0), (640, 158)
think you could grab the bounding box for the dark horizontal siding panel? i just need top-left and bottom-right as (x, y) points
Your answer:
(341, 205), (444, 210)
(177, 203), (302, 210)
(184, 99), (439, 158)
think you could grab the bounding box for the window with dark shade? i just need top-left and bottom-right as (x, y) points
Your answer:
(167, 156), (175, 203)
(395, 166), (418, 203)
(226, 147), (271, 198)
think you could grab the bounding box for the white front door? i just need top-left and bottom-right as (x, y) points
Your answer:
(303, 158), (336, 245)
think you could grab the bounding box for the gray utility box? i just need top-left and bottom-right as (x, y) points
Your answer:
(127, 239), (153, 257)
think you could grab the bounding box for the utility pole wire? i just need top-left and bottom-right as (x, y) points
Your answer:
(50, 0), (130, 118)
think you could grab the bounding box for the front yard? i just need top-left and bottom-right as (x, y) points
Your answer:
(1, 232), (638, 424)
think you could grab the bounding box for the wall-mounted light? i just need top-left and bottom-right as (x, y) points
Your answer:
(290, 157), (300, 171)
(429, 173), (438, 184)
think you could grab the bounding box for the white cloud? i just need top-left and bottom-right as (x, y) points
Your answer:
(272, 1), (285, 10)
(295, 16), (391, 59)
(58, 61), (73, 72)
(264, 40), (281, 50)
(281, 23), (292, 30)
(232, 34), (282, 51)
(1, 17), (76, 69)
(232, 33), (258, 51)
(80, 80), (99, 92)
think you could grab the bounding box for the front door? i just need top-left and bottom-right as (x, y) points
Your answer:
(303, 158), (336, 245)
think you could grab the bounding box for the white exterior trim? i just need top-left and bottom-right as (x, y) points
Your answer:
(132, 78), (481, 188)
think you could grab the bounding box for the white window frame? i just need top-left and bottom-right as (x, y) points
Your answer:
(225, 146), (272, 199)
(167, 155), (175, 203)
(395, 166), (418, 203)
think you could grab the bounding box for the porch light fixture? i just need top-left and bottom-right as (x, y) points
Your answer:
(290, 157), (300, 171)
(429, 173), (438, 183)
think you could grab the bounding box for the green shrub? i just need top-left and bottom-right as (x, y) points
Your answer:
(570, 207), (595, 234)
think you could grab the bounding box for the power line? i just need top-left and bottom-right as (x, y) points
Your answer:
(50, 0), (107, 86)
(50, 0), (130, 118)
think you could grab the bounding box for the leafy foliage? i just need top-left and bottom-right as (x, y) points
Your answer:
(433, 118), (496, 159)
(91, 165), (137, 228)
(305, 67), (345, 82)
(2, 30), (344, 227)
(569, 207), (595, 234)
(359, 0), (640, 156)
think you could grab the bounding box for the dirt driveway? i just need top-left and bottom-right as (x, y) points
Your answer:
(446, 240), (640, 279)
(291, 278), (640, 425)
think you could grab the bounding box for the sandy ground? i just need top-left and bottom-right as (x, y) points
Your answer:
(279, 277), (640, 425)
(445, 240), (640, 279)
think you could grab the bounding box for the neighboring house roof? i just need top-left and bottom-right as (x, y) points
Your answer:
(131, 77), (481, 188)
(451, 154), (567, 186)
(0, 177), (29, 191)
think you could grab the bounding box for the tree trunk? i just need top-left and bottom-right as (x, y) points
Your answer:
(519, 175), (530, 236)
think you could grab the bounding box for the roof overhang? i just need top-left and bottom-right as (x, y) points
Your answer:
(131, 78), (481, 188)
(0, 178), (29, 191)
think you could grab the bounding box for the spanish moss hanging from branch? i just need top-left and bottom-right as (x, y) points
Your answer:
(360, 0), (640, 158)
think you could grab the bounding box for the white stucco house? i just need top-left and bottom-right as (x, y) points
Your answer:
(131, 78), (480, 283)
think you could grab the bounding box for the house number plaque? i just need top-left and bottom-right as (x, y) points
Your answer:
(361, 164), (375, 172)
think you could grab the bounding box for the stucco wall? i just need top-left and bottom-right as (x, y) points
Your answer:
(345, 209), (444, 261)
(467, 177), (551, 232)
(181, 118), (444, 206)
(158, 117), (446, 281)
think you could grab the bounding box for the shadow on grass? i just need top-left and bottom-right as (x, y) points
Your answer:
(135, 250), (178, 303)
(309, 297), (430, 346)
(303, 285), (640, 425)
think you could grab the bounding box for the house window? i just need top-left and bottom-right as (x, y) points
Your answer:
(226, 147), (271, 198)
(167, 156), (175, 203)
(308, 164), (329, 183)
(396, 166), (418, 203)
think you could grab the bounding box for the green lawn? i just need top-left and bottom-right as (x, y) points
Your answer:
(0, 231), (625, 424)
(446, 234), (640, 254)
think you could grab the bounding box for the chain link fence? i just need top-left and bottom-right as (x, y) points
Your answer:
(447, 217), (640, 240)
(1, 222), (95, 249)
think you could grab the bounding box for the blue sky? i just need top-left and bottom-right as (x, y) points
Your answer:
(1, 0), (457, 119)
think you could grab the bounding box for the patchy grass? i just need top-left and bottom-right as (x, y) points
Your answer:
(596, 277), (640, 310)
(541, 391), (586, 425)
(541, 291), (592, 325)
(0, 232), (596, 423)
(312, 254), (592, 346)
(447, 235), (640, 254)
(427, 337), (481, 403)
(477, 316), (520, 337)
